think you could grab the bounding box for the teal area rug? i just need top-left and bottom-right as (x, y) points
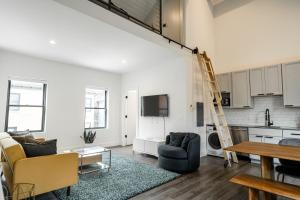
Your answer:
(55, 154), (180, 200)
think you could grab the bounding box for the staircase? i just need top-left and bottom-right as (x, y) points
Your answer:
(196, 51), (238, 167)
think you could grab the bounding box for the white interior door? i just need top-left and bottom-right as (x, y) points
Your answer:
(124, 90), (138, 145)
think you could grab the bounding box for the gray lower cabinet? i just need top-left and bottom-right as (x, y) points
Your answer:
(250, 65), (282, 96)
(282, 61), (300, 107)
(216, 73), (231, 93)
(231, 70), (252, 108)
(283, 130), (300, 139)
(249, 134), (263, 161)
(249, 128), (283, 164)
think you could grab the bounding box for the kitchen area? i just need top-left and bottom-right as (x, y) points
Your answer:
(207, 61), (300, 164)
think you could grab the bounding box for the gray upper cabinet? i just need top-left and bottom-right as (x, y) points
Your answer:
(231, 70), (252, 108)
(216, 73), (231, 93)
(282, 61), (300, 107)
(265, 65), (282, 95)
(250, 65), (282, 96)
(250, 68), (265, 96)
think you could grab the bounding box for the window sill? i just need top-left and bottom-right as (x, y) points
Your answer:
(85, 128), (107, 131)
(32, 132), (46, 138)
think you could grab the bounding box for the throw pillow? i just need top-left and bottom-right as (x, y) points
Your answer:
(169, 132), (185, 147)
(7, 130), (30, 137)
(181, 133), (198, 150)
(181, 135), (191, 150)
(166, 135), (170, 144)
(22, 139), (57, 157)
(12, 134), (36, 144)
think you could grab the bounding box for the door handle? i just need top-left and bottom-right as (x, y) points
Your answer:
(163, 23), (167, 28)
(291, 133), (300, 136)
(265, 136), (273, 139)
(255, 135), (263, 138)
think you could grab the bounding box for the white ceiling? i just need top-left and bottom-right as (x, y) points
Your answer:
(0, 0), (177, 73)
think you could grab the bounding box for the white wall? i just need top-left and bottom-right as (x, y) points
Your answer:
(215, 0), (300, 73)
(122, 57), (188, 139)
(184, 0), (216, 155)
(122, 54), (207, 156)
(185, 0), (216, 63)
(0, 49), (121, 151)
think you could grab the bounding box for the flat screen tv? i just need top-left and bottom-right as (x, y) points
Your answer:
(141, 94), (169, 117)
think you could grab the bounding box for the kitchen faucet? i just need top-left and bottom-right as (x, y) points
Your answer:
(265, 108), (273, 127)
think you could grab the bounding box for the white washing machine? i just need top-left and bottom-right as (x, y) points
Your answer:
(206, 125), (224, 157)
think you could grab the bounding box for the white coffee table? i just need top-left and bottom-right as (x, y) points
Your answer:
(70, 146), (111, 174)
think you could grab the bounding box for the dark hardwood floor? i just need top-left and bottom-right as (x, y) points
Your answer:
(112, 146), (295, 200)
(22, 146), (297, 200)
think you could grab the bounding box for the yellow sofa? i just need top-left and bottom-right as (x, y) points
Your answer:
(0, 132), (78, 200)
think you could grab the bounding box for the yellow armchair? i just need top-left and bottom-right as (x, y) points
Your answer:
(13, 153), (78, 199)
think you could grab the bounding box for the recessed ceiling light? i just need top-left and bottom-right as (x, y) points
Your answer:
(49, 40), (56, 45)
(122, 59), (127, 64)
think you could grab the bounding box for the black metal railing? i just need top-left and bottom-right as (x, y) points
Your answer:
(88, 0), (196, 53)
(89, 0), (162, 34)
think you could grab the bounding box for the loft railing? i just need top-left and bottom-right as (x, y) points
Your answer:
(89, 0), (162, 34)
(88, 0), (196, 53)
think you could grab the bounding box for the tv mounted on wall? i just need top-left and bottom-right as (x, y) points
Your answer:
(141, 94), (169, 117)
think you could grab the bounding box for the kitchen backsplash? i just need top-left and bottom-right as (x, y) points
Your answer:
(224, 96), (300, 127)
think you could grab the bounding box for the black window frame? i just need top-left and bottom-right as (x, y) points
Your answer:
(5, 80), (47, 133)
(84, 89), (107, 129)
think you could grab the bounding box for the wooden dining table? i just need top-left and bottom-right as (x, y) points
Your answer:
(225, 141), (300, 200)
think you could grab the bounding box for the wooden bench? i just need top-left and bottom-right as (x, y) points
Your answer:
(230, 174), (300, 200)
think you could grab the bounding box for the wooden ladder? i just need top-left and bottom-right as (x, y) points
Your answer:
(196, 51), (238, 167)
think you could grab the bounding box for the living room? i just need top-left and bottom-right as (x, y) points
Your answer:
(1, 0), (300, 200)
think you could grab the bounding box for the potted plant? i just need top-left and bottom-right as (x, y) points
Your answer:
(81, 130), (96, 144)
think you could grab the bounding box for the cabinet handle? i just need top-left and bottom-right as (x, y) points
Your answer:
(285, 105), (294, 107)
(243, 106), (250, 108)
(255, 135), (263, 138)
(267, 93), (274, 95)
(258, 94), (265, 96)
(291, 133), (300, 136)
(265, 136), (273, 139)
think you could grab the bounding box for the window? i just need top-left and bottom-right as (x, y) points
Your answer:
(5, 80), (47, 133)
(85, 89), (107, 129)
(10, 93), (20, 111)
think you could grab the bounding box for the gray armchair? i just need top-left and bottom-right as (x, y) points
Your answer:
(158, 132), (200, 173)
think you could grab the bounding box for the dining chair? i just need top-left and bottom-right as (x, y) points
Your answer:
(276, 138), (300, 182)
